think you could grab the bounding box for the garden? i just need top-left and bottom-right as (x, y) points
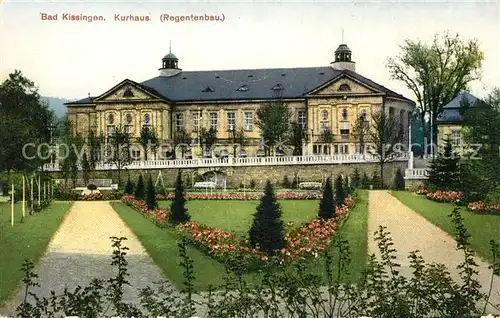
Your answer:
(111, 171), (369, 290)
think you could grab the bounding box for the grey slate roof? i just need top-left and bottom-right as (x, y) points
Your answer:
(66, 67), (414, 104)
(437, 92), (479, 124)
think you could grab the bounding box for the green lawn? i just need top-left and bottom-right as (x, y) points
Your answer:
(0, 201), (71, 305)
(158, 200), (319, 236)
(111, 190), (368, 290)
(391, 191), (500, 263)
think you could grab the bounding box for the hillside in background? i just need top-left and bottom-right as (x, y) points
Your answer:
(41, 96), (71, 118)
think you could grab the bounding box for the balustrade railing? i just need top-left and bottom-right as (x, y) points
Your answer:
(42, 152), (410, 172)
(404, 168), (430, 179)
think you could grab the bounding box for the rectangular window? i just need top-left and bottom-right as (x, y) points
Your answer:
(389, 107), (395, 118)
(340, 128), (349, 141)
(131, 150), (141, 161)
(320, 122), (329, 132)
(107, 125), (115, 138)
(244, 112), (253, 131)
(227, 112), (236, 131)
(175, 113), (184, 132)
(340, 144), (349, 154)
(192, 112), (199, 132)
(125, 125), (133, 135)
(451, 130), (461, 146)
(298, 110), (307, 129)
(210, 112), (218, 131)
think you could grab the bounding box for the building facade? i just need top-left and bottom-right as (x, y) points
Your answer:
(436, 91), (479, 150)
(65, 43), (415, 159)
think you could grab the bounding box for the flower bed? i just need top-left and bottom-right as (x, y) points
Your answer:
(412, 187), (500, 216)
(176, 195), (355, 266)
(467, 201), (500, 215)
(121, 195), (168, 226)
(425, 190), (464, 204)
(155, 192), (321, 201)
(122, 193), (355, 268)
(82, 193), (104, 201)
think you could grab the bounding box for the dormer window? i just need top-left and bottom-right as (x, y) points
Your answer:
(272, 84), (284, 91)
(339, 83), (351, 91)
(202, 86), (214, 93)
(123, 87), (134, 97)
(237, 85), (249, 92)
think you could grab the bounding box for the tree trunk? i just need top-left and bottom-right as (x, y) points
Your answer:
(420, 112), (428, 158)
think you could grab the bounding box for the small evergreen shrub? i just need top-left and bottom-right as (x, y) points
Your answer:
(249, 180), (285, 255)
(351, 168), (361, 189)
(393, 168), (405, 190)
(87, 184), (97, 192)
(361, 172), (371, 189)
(146, 175), (157, 210)
(124, 177), (134, 195)
(372, 170), (381, 189)
(249, 179), (256, 189)
(168, 170), (190, 225)
(334, 175), (346, 207)
(134, 175), (145, 200)
(282, 175), (291, 189)
(318, 177), (334, 219)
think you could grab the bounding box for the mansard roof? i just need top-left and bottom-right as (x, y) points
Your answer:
(67, 67), (414, 105)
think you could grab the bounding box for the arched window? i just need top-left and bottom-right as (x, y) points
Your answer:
(107, 114), (114, 125)
(321, 110), (328, 121)
(342, 109), (348, 121)
(144, 114), (150, 124)
(126, 113), (133, 124)
(360, 110), (367, 121)
(339, 83), (351, 91)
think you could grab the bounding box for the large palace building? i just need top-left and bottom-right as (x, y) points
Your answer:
(66, 42), (415, 159)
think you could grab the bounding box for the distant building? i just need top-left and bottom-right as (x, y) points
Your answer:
(436, 92), (479, 149)
(65, 42), (415, 159)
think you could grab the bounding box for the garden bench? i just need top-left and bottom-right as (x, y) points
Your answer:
(298, 182), (322, 190)
(194, 181), (216, 189)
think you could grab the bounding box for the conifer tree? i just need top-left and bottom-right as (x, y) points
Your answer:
(134, 174), (145, 200)
(169, 170), (190, 225)
(124, 176), (134, 195)
(282, 175), (291, 189)
(361, 171), (371, 189)
(335, 175), (346, 207)
(146, 174), (157, 210)
(318, 177), (334, 219)
(393, 167), (406, 190)
(249, 180), (285, 255)
(352, 168), (361, 189)
(428, 137), (460, 190)
(372, 170), (381, 189)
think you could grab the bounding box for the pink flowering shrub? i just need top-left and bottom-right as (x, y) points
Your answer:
(121, 195), (168, 226)
(467, 201), (500, 215)
(155, 192), (321, 201)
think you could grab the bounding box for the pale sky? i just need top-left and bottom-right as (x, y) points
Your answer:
(1, 1), (499, 102)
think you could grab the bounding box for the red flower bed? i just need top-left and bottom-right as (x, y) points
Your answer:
(467, 201), (500, 215)
(175, 195), (355, 264)
(424, 190), (464, 204)
(155, 192), (321, 201)
(121, 195), (168, 226)
(82, 192), (104, 201)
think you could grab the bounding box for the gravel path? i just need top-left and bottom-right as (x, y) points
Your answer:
(0, 201), (171, 317)
(368, 190), (500, 314)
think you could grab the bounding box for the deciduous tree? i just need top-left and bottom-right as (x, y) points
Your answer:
(256, 93), (291, 156)
(387, 32), (484, 145)
(138, 125), (158, 161)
